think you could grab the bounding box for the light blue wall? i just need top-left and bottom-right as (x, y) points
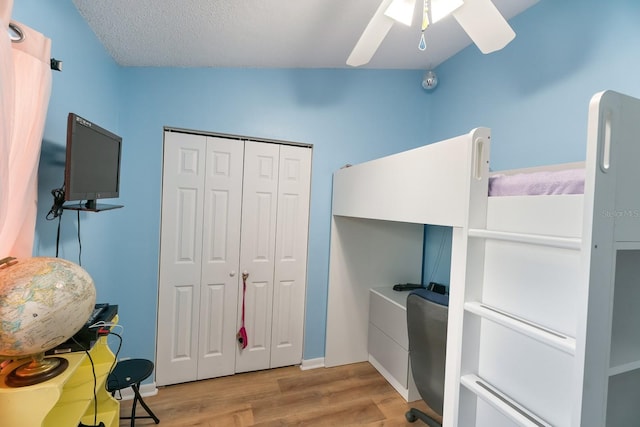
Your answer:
(429, 0), (640, 170)
(117, 67), (430, 360)
(12, 1), (430, 362)
(422, 225), (452, 288)
(422, 0), (640, 287)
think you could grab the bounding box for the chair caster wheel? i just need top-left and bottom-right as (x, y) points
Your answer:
(405, 410), (418, 423)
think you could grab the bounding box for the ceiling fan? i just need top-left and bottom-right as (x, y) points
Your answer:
(347, 0), (515, 67)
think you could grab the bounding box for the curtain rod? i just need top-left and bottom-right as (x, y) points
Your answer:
(8, 21), (62, 71)
(50, 58), (62, 71)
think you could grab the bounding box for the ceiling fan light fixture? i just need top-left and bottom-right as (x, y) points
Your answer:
(384, 0), (417, 26)
(431, 0), (464, 23)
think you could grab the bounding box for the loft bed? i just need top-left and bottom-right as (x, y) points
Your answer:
(325, 90), (640, 427)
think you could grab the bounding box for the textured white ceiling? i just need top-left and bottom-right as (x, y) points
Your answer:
(72, 0), (538, 69)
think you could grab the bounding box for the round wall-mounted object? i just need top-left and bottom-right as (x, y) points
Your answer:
(422, 70), (438, 90)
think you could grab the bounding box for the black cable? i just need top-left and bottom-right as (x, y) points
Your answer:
(105, 332), (123, 396)
(45, 186), (86, 264)
(46, 187), (65, 220)
(51, 189), (63, 257)
(71, 334), (99, 426)
(428, 226), (447, 284)
(87, 349), (98, 426)
(70, 328), (122, 427)
(109, 331), (123, 362)
(77, 209), (82, 266)
(47, 186), (66, 257)
(55, 215), (61, 258)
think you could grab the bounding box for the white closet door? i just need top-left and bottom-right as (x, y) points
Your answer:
(270, 145), (312, 368)
(156, 132), (206, 386)
(235, 141), (280, 373)
(158, 133), (311, 382)
(196, 136), (244, 379)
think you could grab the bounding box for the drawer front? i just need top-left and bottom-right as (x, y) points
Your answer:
(368, 322), (409, 387)
(369, 290), (408, 349)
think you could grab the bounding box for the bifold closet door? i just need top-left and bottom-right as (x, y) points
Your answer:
(197, 136), (244, 379)
(157, 133), (312, 384)
(234, 141), (279, 373)
(156, 132), (243, 386)
(235, 142), (312, 373)
(270, 144), (312, 368)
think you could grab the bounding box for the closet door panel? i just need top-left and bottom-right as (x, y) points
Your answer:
(197, 137), (244, 379)
(199, 283), (225, 351)
(246, 277), (271, 350)
(157, 132), (206, 386)
(172, 285), (196, 355)
(236, 141), (280, 373)
(271, 145), (312, 368)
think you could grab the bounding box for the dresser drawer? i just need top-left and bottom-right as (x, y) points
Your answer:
(368, 322), (409, 387)
(369, 288), (409, 350)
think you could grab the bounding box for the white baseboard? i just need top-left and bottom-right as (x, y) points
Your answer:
(114, 381), (158, 401)
(300, 357), (325, 370)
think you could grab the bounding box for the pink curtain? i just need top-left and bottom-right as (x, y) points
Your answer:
(1, 0), (52, 259)
(0, 1), (13, 256)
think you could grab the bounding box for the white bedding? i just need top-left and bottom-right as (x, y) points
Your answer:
(488, 168), (585, 196)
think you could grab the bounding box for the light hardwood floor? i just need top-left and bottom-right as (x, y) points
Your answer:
(117, 362), (440, 426)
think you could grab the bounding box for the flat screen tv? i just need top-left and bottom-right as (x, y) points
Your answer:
(64, 113), (123, 211)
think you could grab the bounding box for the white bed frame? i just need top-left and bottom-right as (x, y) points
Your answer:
(325, 90), (640, 426)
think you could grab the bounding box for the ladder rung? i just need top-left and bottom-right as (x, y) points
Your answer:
(460, 374), (552, 427)
(467, 228), (581, 250)
(464, 301), (576, 355)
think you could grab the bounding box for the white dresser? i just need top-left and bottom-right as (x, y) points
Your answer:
(368, 286), (420, 402)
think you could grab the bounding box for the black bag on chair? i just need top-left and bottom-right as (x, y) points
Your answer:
(405, 288), (449, 426)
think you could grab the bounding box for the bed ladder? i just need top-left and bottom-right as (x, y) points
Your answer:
(452, 216), (584, 427)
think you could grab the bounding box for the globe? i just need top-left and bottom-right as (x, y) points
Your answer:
(0, 256), (96, 386)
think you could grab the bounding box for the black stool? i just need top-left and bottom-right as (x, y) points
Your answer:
(107, 358), (160, 426)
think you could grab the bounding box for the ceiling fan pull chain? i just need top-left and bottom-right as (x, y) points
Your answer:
(418, 0), (431, 51)
(419, 33), (426, 51)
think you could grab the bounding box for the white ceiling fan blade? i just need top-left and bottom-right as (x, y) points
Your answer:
(452, 0), (515, 54)
(347, 0), (395, 67)
(384, 0), (417, 27)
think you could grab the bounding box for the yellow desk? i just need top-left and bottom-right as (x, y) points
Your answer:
(0, 331), (119, 427)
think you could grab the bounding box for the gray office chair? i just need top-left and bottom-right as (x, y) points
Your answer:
(405, 288), (449, 426)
